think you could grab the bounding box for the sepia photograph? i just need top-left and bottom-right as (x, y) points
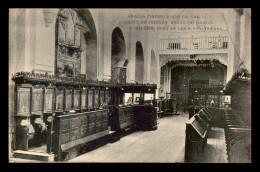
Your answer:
(8, 8), (251, 163)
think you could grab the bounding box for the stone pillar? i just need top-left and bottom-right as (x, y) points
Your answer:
(126, 25), (133, 83)
(103, 14), (112, 81)
(86, 40), (98, 80)
(127, 27), (136, 83)
(34, 9), (59, 74)
(97, 9), (105, 80)
(226, 10), (236, 81)
(9, 9), (18, 81)
(243, 9), (251, 73)
(168, 67), (171, 97)
(143, 30), (149, 83)
(240, 13), (245, 63)
(24, 9), (32, 72)
(164, 65), (168, 97)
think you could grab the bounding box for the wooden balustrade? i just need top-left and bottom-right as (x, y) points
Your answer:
(159, 36), (229, 51)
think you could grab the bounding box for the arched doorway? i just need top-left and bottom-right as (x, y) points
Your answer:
(150, 50), (157, 83)
(135, 41), (144, 83)
(55, 8), (97, 79)
(111, 27), (126, 83)
(111, 27), (126, 68)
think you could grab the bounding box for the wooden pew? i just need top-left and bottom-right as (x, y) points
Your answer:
(110, 105), (157, 132)
(206, 107), (225, 127)
(185, 114), (209, 163)
(52, 110), (109, 161)
(223, 109), (251, 163)
(197, 109), (212, 133)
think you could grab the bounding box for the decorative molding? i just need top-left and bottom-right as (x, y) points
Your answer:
(11, 71), (157, 90)
(234, 8), (244, 16)
(42, 9), (59, 28)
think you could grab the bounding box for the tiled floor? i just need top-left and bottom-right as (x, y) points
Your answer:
(69, 112), (189, 163)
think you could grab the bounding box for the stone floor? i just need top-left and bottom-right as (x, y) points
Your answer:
(69, 112), (189, 163)
(10, 112), (229, 163)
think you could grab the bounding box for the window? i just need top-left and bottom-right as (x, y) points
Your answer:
(223, 42), (228, 49)
(193, 43), (198, 49)
(167, 43), (181, 50)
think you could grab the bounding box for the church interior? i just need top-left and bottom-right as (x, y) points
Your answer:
(8, 8), (251, 163)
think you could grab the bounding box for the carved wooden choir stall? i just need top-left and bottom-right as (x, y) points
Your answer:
(11, 72), (158, 161)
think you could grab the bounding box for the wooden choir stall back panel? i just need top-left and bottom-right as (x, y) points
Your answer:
(73, 89), (81, 111)
(44, 88), (55, 114)
(31, 87), (44, 115)
(94, 90), (99, 109)
(15, 86), (32, 151)
(16, 87), (31, 117)
(55, 88), (65, 113)
(88, 90), (93, 110)
(99, 90), (105, 106)
(81, 89), (87, 110)
(65, 88), (73, 112)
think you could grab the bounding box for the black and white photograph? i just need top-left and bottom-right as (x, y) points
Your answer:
(8, 8), (251, 163)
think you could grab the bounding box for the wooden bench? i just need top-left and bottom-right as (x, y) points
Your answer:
(223, 109), (251, 163)
(184, 114), (209, 163)
(52, 110), (109, 161)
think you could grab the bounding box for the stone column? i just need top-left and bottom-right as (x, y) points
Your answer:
(240, 12), (245, 63)
(168, 67), (171, 97)
(243, 9), (251, 73)
(34, 9), (59, 74)
(102, 12), (112, 81)
(9, 9), (18, 81)
(143, 30), (149, 83)
(97, 9), (105, 80)
(226, 9), (236, 81)
(24, 9), (32, 72)
(127, 27), (136, 83)
(126, 24), (133, 83)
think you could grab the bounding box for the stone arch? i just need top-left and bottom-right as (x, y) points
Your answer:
(135, 41), (144, 83)
(111, 27), (126, 68)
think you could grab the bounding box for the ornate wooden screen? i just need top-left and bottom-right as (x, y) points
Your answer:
(55, 87), (64, 112)
(65, 88), (73, 111)
(94, 90), (99, 109)
(99, 90), (105, 107)
(73, 89), (81, 111)
(111, 67), (126, 84)
(81, 89), (87, 110)
(56, 9), (83, 77)
(44, 87), (55, 114)
(16, 86), (31, 116)
(87, 89), (93, 109)
(31, 86), (44, 115)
